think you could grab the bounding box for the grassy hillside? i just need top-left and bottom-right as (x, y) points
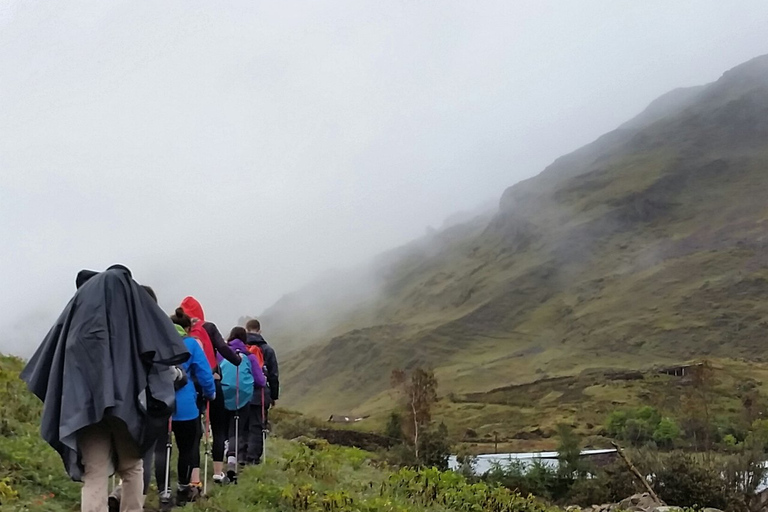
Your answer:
(0, 354), (556, 512)
(268, 54), (768, 436)
(0, 355), (80, 511)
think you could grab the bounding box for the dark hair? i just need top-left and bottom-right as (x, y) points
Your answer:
(228, 326), (247, 343)
(245, 319), (261, 332)
(141, 285), (157, 303)
(170, 307), (192, 330)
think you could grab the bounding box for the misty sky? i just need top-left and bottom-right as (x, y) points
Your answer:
(1, 1), (767, 356)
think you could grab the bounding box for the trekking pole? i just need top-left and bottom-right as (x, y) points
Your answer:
(234, 362), (240, 484)
(203, 402), (211, 496)
(261, 387), (267, 464)
(161, 418), (173, 510)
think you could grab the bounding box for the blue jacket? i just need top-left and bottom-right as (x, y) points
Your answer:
(173, 335), (216, 421)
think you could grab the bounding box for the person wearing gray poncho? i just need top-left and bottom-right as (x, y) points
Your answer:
(20, 265), (190, 512)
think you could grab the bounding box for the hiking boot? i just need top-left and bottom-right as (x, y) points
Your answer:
(176, 483), (194, 506)
(107, 484), (121, 512)
(213, 472), (229, 485)
(158, 489), (173, 512)
(189, 482), (202, 501)
(226, 461), (238, 484)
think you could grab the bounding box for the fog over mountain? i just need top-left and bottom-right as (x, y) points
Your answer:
(1, 1), (767, 356)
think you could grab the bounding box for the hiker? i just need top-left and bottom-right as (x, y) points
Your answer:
(179, 296), (242, 482)
(243, 319), (280, 465)
(153, 308), (216, 507)
(221, 326), (267, 480)
(108, 286), (188, 512)
(21, 265), (189, 512)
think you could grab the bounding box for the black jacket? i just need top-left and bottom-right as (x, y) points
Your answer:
(204, 321), (240, 369)
(245, 332), (279, 405)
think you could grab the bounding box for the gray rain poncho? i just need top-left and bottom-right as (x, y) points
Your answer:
(20, 266), (189, 481)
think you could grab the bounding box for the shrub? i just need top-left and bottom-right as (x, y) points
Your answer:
(384, 412), (403, 443)
(485, 459), (558, 500)
(606, 410), (628, 438)
(653, 418), (681, 449)
(606, 407), (682, 447)
(384, 422), (452, 470)
(417, 422), (451, 470)
(566, 477), (611, 507)
(651, 453), (736, 509)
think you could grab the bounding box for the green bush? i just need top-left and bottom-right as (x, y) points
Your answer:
(417, 423), (451, 470)
(745, 419), (768, 450)
(565, 477), (611, 507)
(653, 418), (681, 448)
(386, 467), (554, 512)
(652, 453), (736, 509)
(384, 412), (404, 443)
(606, 407), (682, 447)
(383, 421), (452, 470)
(723, 434), (738, 448)
(485, 459), (558, 500)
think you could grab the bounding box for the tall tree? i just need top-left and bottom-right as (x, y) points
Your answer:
(391, 367), (438, 462)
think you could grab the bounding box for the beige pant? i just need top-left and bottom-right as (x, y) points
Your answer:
(78, 417), (144, 512)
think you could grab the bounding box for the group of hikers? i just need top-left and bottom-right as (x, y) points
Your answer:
(20, 265), (280, 512)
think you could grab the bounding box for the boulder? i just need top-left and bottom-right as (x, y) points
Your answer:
(618, 493), (659, 511)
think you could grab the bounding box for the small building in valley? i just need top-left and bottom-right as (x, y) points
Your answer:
(327, 414), (367, 424)
(657, 362), (703, 377)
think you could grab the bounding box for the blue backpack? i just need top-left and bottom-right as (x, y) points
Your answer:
(221, 353), (254, 411)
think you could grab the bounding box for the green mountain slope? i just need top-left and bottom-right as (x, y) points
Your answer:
(0, 355), (80, 511)
(267, 55), (768, 430)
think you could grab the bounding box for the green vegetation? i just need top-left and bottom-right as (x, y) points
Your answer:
(191, 439), (556, 512)
(0, 355), (80, 511)
(606, 406), (680, 447)
(481, 448), (767, 511)
(0, 354), (554, 512)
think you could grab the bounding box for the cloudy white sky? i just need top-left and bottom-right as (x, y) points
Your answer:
(1, 1), (767, 356)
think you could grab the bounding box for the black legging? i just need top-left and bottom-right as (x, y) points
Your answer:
(210, 381), (229, 463)
(154, 419), (202, 487)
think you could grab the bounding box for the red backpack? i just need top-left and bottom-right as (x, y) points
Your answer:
(247, 344), (268, 405)
(246, 344), (265, 372)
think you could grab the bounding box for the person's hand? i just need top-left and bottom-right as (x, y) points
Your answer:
(173, 366), (188, 390)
